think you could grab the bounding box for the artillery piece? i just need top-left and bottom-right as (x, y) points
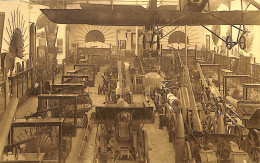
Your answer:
(24, 94), (92, 137)
(94, 106), (154, 163)
(50, 83), (92, 106)
(154, 62), (253, 162)
(173, 63), (255, 163)
(3, 118), (68, 163)
(99, 56), (132, 104)
(98, 58), (119, 95)
(224, 99), (260, 162)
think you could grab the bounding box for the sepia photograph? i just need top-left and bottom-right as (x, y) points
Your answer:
(0, 0), (260, 162)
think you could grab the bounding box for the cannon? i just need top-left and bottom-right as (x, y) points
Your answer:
(226, 100), (260, 162)
(33, 94), (92, 136)
(2, 118), (69, 163)
(94, 106), (154, 163)
(156, 63), (253, 162)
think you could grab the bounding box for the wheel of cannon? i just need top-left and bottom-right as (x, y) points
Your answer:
(17, 127), (55, 156)
(228, 125), (243, 146)
(244, 129), (260, 162)
(205, 114), (216, 133)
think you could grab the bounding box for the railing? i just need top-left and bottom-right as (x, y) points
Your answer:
(161, 47), (260, 85)
(30, 0), (178, 8)
(85, 0), (177, 5)
(0, 67), (33, 111)
(9, 68), (33, 99)
(195, 49), (260, 81)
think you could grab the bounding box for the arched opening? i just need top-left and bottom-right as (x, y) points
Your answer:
(168, 31), (189, 44)
(85, 30), (105, 43)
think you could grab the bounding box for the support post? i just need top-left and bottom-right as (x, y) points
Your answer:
(135, 26), (138, 56)
(185, 25), (188, 66)
(74, 98), (77, 126)
(59, 125), (62, 163)
(30, 23), (36, 88)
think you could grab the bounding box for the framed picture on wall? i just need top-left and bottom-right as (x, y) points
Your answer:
(120, 40), (126, 49)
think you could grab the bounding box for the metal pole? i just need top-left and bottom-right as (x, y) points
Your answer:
(74, 98), (77, 126)
(116, 30), (118, 58)
(59, 125), (62, 163)
(243, 0), (260, 10)
(185, 25), (188, 66)
(135, 26), (138, 56)
(116, 29), (120, 76)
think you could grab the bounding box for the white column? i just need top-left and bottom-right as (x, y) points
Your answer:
(135, 26), (138, 56)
